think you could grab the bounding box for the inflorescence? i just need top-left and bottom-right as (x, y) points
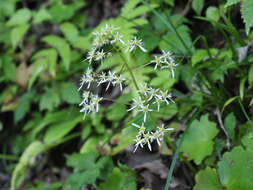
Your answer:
(78, 24), (176, 152)
(129, 83), (174, 151)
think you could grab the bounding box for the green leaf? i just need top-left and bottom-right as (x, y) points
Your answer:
(14, 91), (35, 123)
(240, 77), (246, 100)
(66, 152), (97, 170)
(81, 125), (91, 139)
(191, 49), (208, 66)
(72, 36), (90, 51)
(159, 25), (193, 54)
(222, 96), (239, 112)
(43, 115), (82, 144)
(11, 24), (29, 48)
(218, 146), (253, 190)
(192, 0), (204, 15)
(225, 0), (240, 7)
(181, 114), (219, 164)
(242, 131), (253, 151)
(65, 169), (99, 189)
(194, 167), (222, 190)
(248, 64), (253, 85)
(3, 56), (16, 81)
(7, 8), (32, 26)
(0, 1), (15, 17)
(90, 113), (106, 134)
(42, 35), (71, 70)
(150, 70), (176, 88)
(28, 59), (47, 89)
(98, 167), (136, 190)
(80, 136), (108, 154)
(60, 82), (81, 104)
(224, 113), (236, 140)
(48, 1), (85, 23)
(164, 0), (174, 6)
(39, 88), (60, 111)
(153, 103), (178, 120)
(106, 103), (127, 121)
(60, 22), (79, 43)
(32, 48), (57, 77)
(206, 6), (220, 22)
(11, 141), (46, 190)
(111, 126), (137, 155)
(65, 153), (112, 189)
(241, 0), (253, 35)
(33, 8), (52, 24)
(32, 108), (77, 137)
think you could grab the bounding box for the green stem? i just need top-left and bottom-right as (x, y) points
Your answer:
(118, 53), (140, 91)
(164, 138), (182, 190)
(238, 100), (250, 121)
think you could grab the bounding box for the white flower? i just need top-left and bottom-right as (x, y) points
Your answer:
(104, 71), (116, 90)
(97, 72), (107, 86)
(128, 97), (145, 111)
(150, 130), (162, 146)
(161, 50), (173, 61)
(147, 87), (159, 101)
(78, 68), (94, 90)
(150, 55), (164, 70)
(138, 83), (150, 96)
(126, 37), (147, 52)
(111, 32), (125, 45)
(132, 123), (146, 135)
(161, 60), (178, 78)
(80, 104), (92, 118)
(143, 132), (152, 151)
(153, 95), (163, 111)
(95, 49), (107, 61)
(112, 74), (126, 91)
(86, 48), (96, 64)
(133, 135), (144, 152)
(159, 90), (174, 104)
(79, 92), (103, 118)
(139, 104), (153, 122)
(79, 91), (90, 106)
(91, 95), (103, 112)
(157, 124), (173, 136)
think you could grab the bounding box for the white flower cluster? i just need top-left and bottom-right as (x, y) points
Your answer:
(79, 91), (103, 118)
(129, 83), (174, 152)
(132, 123), (173, 152)
(86, 24), (147, 64)
(78, 68), (126, 92)
(128, 83), (174, 122)
(150, 50), (178, 78)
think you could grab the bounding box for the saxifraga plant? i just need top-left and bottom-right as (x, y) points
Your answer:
(77, 25), (178, 152)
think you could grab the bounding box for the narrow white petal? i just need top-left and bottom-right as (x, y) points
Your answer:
(106, 83), (110, 91)
(139, 45), (147, 52)
(147, 141), (152, 151)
